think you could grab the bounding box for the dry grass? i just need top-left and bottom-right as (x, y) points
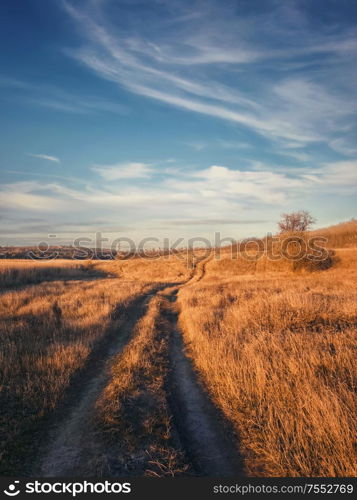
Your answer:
(1, 221), (356, 477)
(0, 259), (100, 289)
(222, 219), (357, 260)
(95, 295), (189, 477)
(310, 219), (357, 248)
(94, 253), (195, 283)
(178, 247), (357, 476)
(0, 274), (152, 474)
(0, 254), (193, 474)
(207, 249), (334, 280)
(0, 253), (197, 290)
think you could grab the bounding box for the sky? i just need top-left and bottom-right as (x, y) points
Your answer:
(0, 0), (356, 247)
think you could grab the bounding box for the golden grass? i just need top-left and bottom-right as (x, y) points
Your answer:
(206, 249), (333, 280)
(0, 259), (99, 288)
(0, 253), (194, 289)
(94, 254), (195, 283)
(311, 219), (357, 248)
(0, 254), (194, 474)
(1, 220), (356, 477)
(0, 275), (152, 474)
(178, 247), (357, 476)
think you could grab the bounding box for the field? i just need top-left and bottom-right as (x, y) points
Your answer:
(0, 222), (356, 477)
(179, 247), (357, 476)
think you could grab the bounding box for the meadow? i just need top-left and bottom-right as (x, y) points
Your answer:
(0, 222), (356, 477)
(0, 256), (190, 474)
(179, 246), (357, 476)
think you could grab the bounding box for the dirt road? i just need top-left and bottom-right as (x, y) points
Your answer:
(36, 256), (243, 477)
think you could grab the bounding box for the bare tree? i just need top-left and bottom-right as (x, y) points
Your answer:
(278, 210), (316, 233)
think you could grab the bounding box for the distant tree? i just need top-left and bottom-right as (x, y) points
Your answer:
(278, 210), (316, 233)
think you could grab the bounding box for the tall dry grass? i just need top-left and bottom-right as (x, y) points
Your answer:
(0, 260), (99, 289)
(0, 274), (152, 474)
(95, 254), (196, 283)
(178, 248), (357, 476)
(1, 221), (355, 477)
(0, 253), (196, 290)
(0, 254), (194, 474)
(310, 219), (357, 248)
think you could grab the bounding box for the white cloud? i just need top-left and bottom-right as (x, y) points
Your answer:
(309, 161), (357, 191)
(186, 165), (305, 204)
(92, 162), (153, 180)
(278, 150), (311, 162)
(125, 34), (259, 66)
(329, 137), (357, 157)
(120, 82), (315, 143)
(27, 153), (61, 163)
(1, 161), (355, 239)
(0, 191), (66, 211)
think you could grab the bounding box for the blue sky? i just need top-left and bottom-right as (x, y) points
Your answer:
(0, 0), (356, 246)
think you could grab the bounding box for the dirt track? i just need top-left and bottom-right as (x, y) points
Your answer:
(37, 286), (165, 476)
(164, 256), (243, 476)
(36, 257), (243, 477)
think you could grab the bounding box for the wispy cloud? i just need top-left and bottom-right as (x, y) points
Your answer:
(278, 150), (311, 163)
(217, 140), (252, 150)
(92, 162), (153, 180)
(61, 0), (357, 150)
(185, 141), (207, 151)
(30, 94), (128, 115)
(329, 137), (357, 157)
(2, 1), (356, 243)
(1, 156), (356, 243)
(1, 75), (129, 115)
(169, 219), (266, 226)
(27, 153), (61, 163)
(1, 160), (356, 215)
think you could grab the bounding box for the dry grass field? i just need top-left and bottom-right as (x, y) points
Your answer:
(0, 260), (97, 288)
(0, 222), (356, 477)
(95, 254), (194, 283)
(311, 219), (357, 248)
(0, 255), (192, 474)
(178, 245), (357, 476)
(0, 277), (152, 474)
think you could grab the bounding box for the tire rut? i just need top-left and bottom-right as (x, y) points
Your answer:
(35, 283), (172, 477)
(162, 257), (244, 476)
(36, 257), (243, 477)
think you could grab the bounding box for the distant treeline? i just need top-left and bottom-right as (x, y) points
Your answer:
(0, 246), (117, 260)
(0, 245), (185, 260)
